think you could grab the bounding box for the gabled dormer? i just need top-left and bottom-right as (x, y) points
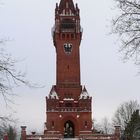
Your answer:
(79, 86), (90, 100)
(48, 86), (59, 100)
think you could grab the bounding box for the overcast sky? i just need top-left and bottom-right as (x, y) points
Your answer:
(0, 0), (140, 133)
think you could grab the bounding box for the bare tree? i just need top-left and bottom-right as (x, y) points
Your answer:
(101, 117), (113, 134)
(0, 46), (31, 105)
(93, 119), (102, 133)
(93, 118), (113, 134)
(0, 48), (27, 136)
(0, 36), (38, 107)
(0, 116), (17, 140)
(112, 100), (140, 131)
(112, 0), (140, 65)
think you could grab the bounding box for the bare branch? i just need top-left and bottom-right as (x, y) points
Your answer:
(112, 0), (140, 66)
(0, 45), (35, 106)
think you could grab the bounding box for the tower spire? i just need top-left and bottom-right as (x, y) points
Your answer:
(59, 0), (75, 14)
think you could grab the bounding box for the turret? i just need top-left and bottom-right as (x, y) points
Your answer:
(52, 0), (82, 47)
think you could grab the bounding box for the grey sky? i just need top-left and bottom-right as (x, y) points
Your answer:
(0, 0), (140, 133)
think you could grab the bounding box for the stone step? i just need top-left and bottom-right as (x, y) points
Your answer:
(61, 138), (80, 140)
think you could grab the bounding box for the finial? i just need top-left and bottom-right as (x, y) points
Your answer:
(56, 3), (58, 8)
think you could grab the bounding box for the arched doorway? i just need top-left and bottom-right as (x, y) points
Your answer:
(64, 120), (74, 138)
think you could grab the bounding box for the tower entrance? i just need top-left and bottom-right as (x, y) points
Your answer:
(64, 120), (74, 138)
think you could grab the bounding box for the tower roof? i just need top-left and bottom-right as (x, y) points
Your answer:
(59, 0), (75, 13)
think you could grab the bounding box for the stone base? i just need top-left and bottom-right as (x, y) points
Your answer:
(21, 126), (120, 140)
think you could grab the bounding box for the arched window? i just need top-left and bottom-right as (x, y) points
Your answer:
(61, 19), (76, 32)
(52, 121), (54, 128)
(84, 121), (87, 128)
(62, 34), (65, 39)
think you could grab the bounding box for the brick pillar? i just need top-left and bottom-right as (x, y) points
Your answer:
(4, 134), (8, 140)
(114, 126), (121, 140)
(21, 126), (27, 140)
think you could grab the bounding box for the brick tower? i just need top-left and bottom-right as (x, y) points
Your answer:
(20, 0), (121, 139)
(45, 0), (92, 138)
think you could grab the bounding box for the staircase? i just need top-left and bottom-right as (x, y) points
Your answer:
(61, 138), (80, 140)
